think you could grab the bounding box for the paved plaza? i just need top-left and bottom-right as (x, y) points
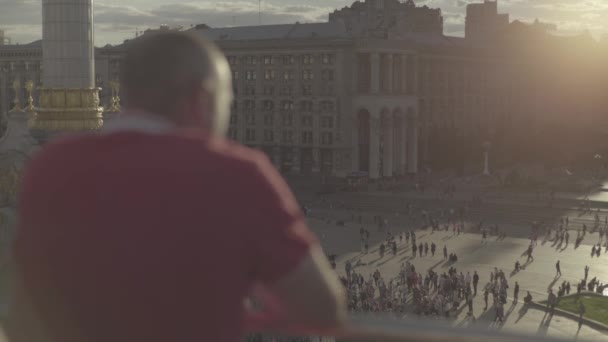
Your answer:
(304, 191), (608, 341)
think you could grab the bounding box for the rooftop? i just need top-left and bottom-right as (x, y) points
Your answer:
(190, 21), (351, 41)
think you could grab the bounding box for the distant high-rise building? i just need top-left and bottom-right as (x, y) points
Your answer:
(465, 0), (509, 41)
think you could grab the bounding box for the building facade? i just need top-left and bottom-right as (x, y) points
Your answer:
(2, 0), (607, 177)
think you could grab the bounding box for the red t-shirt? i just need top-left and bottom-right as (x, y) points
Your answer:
(14, 129), (317, 342)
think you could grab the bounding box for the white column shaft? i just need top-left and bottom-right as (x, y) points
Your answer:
(42, 0), (95, 88)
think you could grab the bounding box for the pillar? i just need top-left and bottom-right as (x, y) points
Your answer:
(412, 55), (419, 95)
(351, 115), (360, 172)
(371, 53), (380, 94)
(407, 117), (418, 174)
(392, 115), (400, 175)
(400, 114), (408, 173)
(382, 115), (393, 177)
(386, 54), (393, 94)
(400, 54), (407, 94)
(369, 112), (380, 179)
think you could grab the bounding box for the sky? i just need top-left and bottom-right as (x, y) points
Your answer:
(1, 0), (607, 46)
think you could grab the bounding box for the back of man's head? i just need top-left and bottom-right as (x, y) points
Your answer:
(120, 30), (232, 133)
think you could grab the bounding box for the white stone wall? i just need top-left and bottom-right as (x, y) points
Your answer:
(42, 0), (95, 88)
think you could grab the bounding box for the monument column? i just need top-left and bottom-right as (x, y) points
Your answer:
(32, 0), (103, 137)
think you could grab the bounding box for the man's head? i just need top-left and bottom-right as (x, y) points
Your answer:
(120, 30), (233, 135)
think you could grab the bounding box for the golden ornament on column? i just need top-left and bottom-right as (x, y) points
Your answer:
(29, 88), (104, 131)
(108, 80), (121, 112)
(24, 80), (35, 112)
(9, 79), (22, 113)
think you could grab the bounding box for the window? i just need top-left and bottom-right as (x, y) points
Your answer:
(303, 54), (315, 64)
(231, 100), (238, 111)
(281, 100), (294, 110)
(244, 100), (256, 110)
(227, 56), (238, 65)
(283, 70), (294, 80)
(320, 101), (335, 112)
(264, 129), (274, 142)
(282, 55), (295, 65)
(301, 131), (313, 144)
(263, 113), (274, 125)
(229, 113), (237, 125)
(302, 70), (314, 80)
(280, 86), (293, 96)
(232, 85), (239, 96)
(245, 112), (256, 125)
(246, 70), (256, 81)
(282, 113), (293, 126)
(300, 101), (313, 112)
(263, 85), (274, 95)
(321, 132), (333, 145)
(246, 129), (256, 141)
(264, 69), (275, 80)
(321, 69), (334, 81)
(263, 56), (275, 65)
(302, 85), (313, 96)
(282, 130), (294, 143)
(262, 100), (274, 111)
(321, 54), (334, 65)
(244, 86), (256, 96)
(301, 115), (313, 127)
(321, 116), (334, 129)
(321, 85), (334, 96)
(245, 56), (257, 65)
(231, 70), (239, 80)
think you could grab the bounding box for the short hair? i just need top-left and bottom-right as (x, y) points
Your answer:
(119, 30), (222, 116)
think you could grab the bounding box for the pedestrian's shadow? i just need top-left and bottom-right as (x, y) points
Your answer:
(514, 304), (529, 324)
(521, 259), (533, 269)
(547, 275), (561, 290)
(377, 255), (397, 267)
(399, 255), (414, 262)
(536, 312), (553, 336)
(501, 302), (517, 326)
(428, 259), (444, 271)
(367, 257), (383, 266)
(442, 260), (456, 268)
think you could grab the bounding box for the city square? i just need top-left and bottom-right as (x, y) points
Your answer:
(292, 177), (608, 341)
(0, 0), (607, 341)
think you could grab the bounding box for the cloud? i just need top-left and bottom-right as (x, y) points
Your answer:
(1, 0), (607, 45)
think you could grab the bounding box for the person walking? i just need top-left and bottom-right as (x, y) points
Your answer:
(584, 265), (589, 280)
(513, 282), (519, 304)
(483, 288), (489, 311)
(443, 245), (448, 259)
(556, 260), (561, 276)
(473, 271), (480, 295)
(579, 302), (586, 328)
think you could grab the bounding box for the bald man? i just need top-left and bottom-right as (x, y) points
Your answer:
(8, 31), (345, 342)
